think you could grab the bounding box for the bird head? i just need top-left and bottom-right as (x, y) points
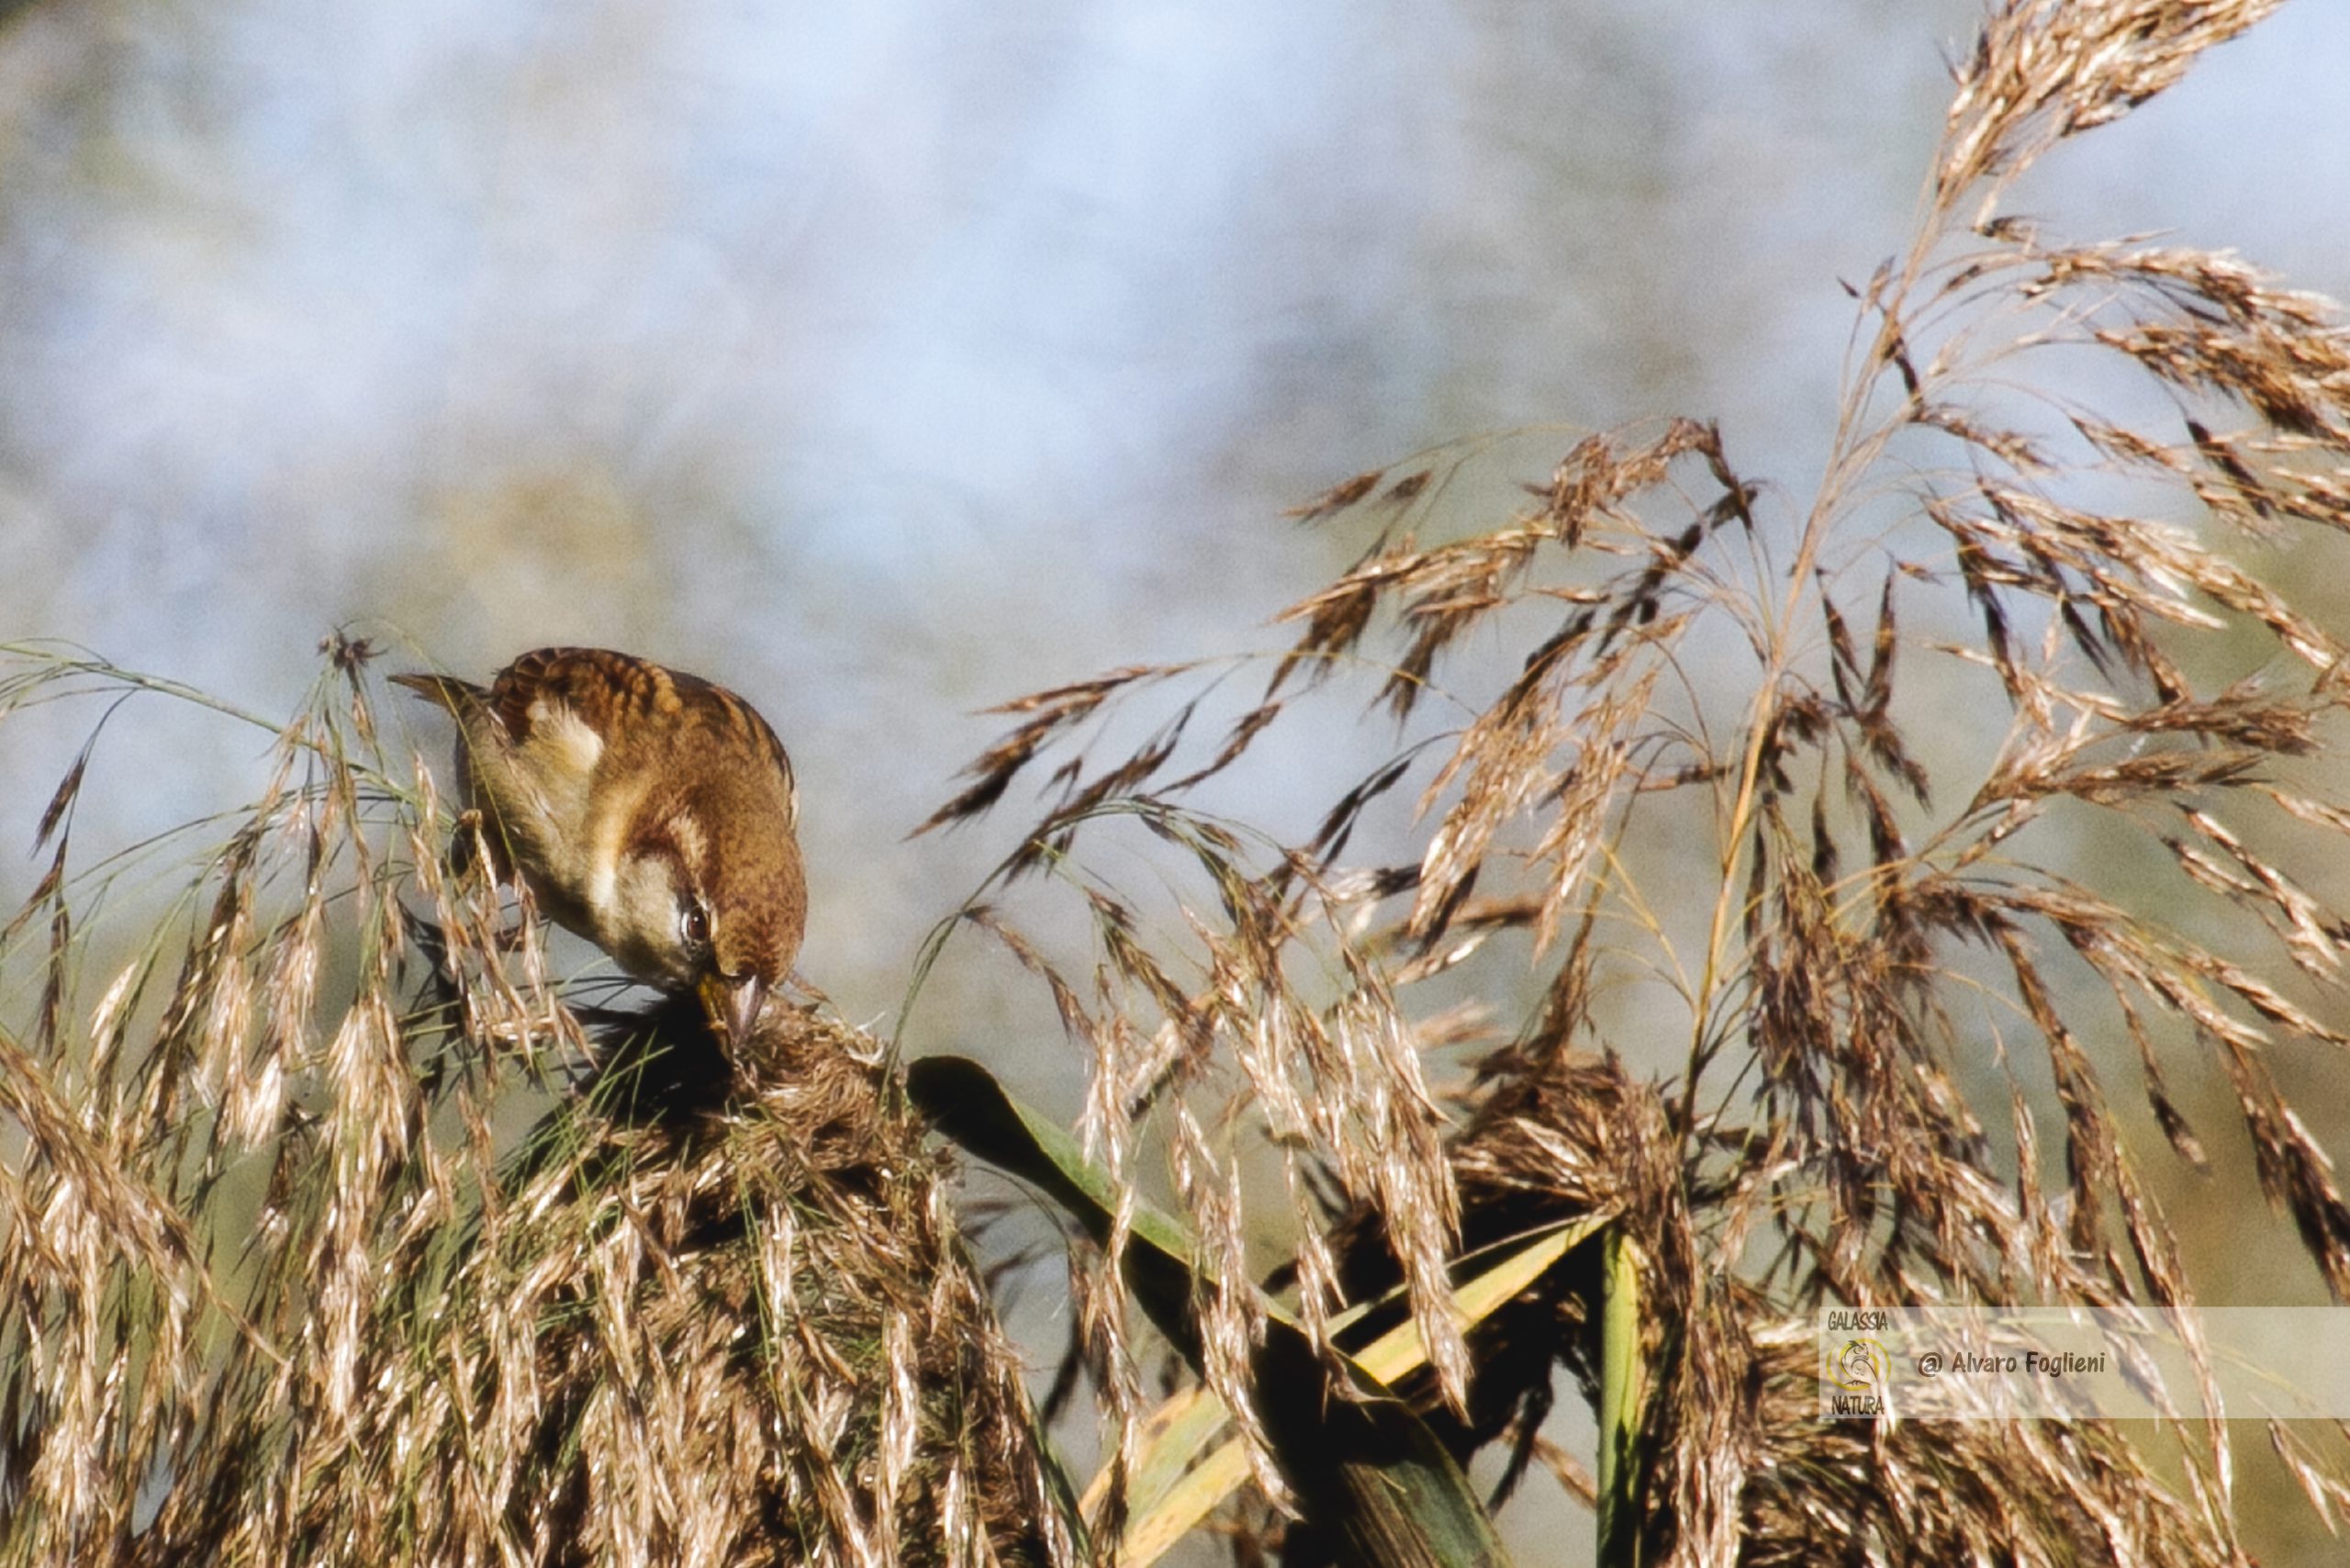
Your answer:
(604, 780), (807, 1046)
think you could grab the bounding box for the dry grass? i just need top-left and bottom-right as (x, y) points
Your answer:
(9, 3), (2350, 1565)
(913, 1), (2350, 1561)
(0, 644), (1066, 1566)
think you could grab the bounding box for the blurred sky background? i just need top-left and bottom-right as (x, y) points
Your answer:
(5, 3), (2350, 1558)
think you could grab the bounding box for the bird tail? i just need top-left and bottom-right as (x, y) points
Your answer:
(388, 671), (488, 715)
(388, 672), (507, 882)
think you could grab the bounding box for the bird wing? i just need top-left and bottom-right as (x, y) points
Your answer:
(497, 652), (792, 812)
(489, 647), (671, 746)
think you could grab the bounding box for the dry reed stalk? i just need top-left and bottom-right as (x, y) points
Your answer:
(0, 643), (1066, 1566)
(918, 2), (2350, 1560)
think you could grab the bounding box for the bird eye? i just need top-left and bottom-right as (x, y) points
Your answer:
(679, 900), (712, 949)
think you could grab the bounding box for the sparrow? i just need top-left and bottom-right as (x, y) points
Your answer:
(391, 647), (806, 1046)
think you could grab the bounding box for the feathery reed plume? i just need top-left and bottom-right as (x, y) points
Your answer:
(923, 2), (2350, 1559)
(0, 641), (1069, 1566)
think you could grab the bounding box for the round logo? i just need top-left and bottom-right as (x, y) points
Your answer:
(1830, 1338), (1889, 1394)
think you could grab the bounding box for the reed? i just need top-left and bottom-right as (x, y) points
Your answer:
(8, 3), (2350, 1562)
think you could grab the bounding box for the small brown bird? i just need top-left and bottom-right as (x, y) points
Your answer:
(392, 647), (806, 1045)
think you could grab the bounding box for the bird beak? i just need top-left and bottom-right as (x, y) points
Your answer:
(699, 971), (770, 1046)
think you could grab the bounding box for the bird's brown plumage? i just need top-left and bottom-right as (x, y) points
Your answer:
(392, 647), (805, 1042)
